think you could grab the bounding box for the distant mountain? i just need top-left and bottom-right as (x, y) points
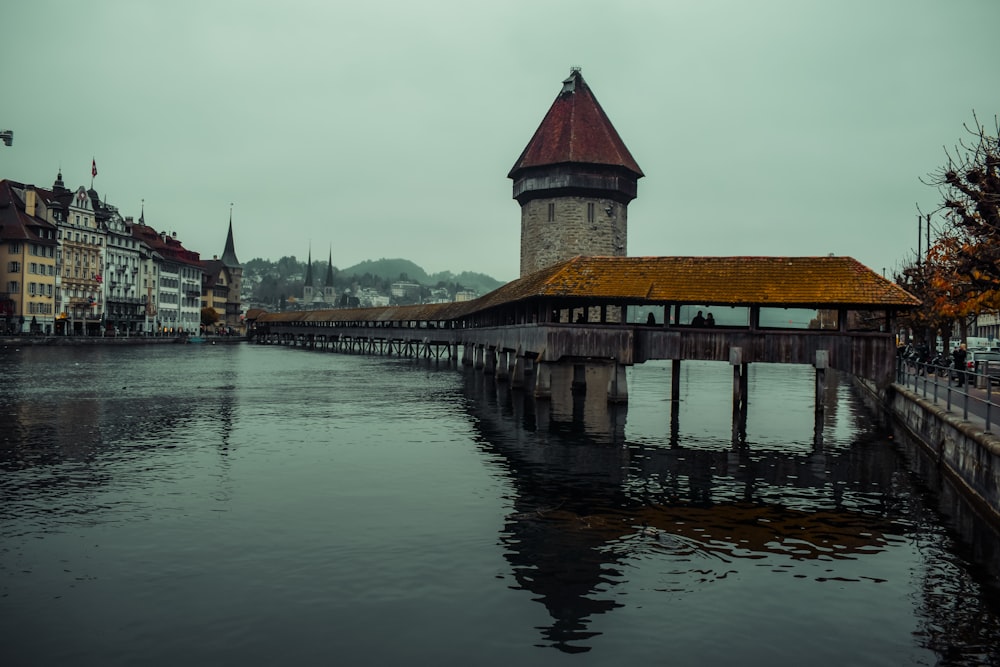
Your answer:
(341, 258), (429, 283)
(339, 258), (506, 295)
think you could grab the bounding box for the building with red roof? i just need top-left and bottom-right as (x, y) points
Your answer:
(0, 180), (58, 333)
(510, 68), (643, 277)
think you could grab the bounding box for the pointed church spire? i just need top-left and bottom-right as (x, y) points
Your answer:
(325, 246), (335, 287)
(221, 203), (241, 267)
(304, 244), (314, 287)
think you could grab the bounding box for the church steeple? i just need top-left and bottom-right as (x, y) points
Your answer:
(220, 205), (241, 268)
(324, 246), (335, 303)
(509, 68), (643, 277)
(324, 246), (335, 287)
(304, 245), (314, 286)
(303, 244), (314, 304)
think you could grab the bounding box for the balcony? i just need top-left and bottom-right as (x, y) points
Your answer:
(107, 296), (143, 305)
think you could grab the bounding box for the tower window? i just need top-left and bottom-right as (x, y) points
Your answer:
(547, 203), (555, 222)
(587, 202), (595, 222)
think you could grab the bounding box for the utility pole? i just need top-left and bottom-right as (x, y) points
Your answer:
(917, 214), (922, 266)
(926, 213), (931, 261)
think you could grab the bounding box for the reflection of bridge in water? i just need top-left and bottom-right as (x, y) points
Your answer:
(459, 365), (908, 653)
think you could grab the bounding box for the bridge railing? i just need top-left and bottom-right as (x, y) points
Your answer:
(896, 360), (1000, 432)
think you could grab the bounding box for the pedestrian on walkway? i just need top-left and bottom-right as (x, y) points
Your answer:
(952, 343), (968, 386)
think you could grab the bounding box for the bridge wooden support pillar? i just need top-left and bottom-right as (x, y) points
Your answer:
(474, 344), (484, 370)
(608, 362), (628, 403)
(572, 363), (587, 394)
(731, 347), (748, 444)
(814, 350), (828, 448)
(461, 343), (473, 366)
(484, 346), (497, 375)
(670, 359), (681, 404)
(534, 358), (552, 399)
(510, 346), (526, 390)
(496, 348), (509, 381)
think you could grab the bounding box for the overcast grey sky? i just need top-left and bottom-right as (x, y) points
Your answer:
(3, 0), (998, 282)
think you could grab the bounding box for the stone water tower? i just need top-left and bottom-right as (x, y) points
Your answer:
(509, 68), (644, 277)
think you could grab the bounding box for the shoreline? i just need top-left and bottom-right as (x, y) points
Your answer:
(1, 335), (246, 347)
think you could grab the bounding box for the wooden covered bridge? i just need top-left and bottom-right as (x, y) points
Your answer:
(251, 255), (918, 414)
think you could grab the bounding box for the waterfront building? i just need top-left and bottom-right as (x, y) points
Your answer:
(102, 209), (145, 335)
(0, 180), (58, 334)
(131, 222), (203, 334)
(43, 179), (109, 335)
(201, 212), (244, 333)
(509, 68), (644, 277)
(138, 237), (160, 335)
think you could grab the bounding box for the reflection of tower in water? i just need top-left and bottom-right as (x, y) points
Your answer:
(463, 364), (908, 654)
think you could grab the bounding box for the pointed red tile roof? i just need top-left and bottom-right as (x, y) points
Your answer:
(509, 69), (643, 178)
(0, 179), (59, 244)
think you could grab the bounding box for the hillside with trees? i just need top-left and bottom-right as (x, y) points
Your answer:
(242, 256), (505, 310)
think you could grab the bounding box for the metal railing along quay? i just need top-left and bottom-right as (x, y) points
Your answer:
(896, 361), (1000, 433)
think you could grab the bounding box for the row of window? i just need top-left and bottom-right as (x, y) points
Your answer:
(27, 283), (54, 297)
(107, 235), (139, 250)
(28, 302), (54, 315)
(6, 241), (54, 256)
(60, 226), (103, 246)
(63, 268), (103, 280)
(545, 202), (599, 222)
(29, 263), (55, 276)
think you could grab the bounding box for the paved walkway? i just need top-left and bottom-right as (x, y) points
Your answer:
(896, 371), (1000, 434)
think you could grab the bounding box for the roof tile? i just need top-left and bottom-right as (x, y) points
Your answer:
(509, 69), (643, 178)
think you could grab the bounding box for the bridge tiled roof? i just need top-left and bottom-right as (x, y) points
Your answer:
(260, 255), (918, 326)
(478, 255), (920, 308)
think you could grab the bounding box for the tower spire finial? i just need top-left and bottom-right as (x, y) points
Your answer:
(221, 202), (240, 267)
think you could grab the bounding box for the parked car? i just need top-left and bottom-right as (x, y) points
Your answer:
(968, 350), (1000, 384)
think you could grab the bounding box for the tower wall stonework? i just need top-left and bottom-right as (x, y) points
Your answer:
(519, 196), (628, 276)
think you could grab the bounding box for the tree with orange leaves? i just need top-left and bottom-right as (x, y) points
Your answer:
(895, 253), (953, 349)
(924, 113), (1000, 291)
(925, 232), (1000, 343)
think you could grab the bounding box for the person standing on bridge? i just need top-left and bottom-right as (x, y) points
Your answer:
(691, 311), (706, 327)
(952, 343), (968, 386)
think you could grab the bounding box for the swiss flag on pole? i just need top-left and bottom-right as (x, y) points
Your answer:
(91, 158), (97, 178)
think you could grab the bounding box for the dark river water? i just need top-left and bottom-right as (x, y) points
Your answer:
(2, 343), (1000, 666)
